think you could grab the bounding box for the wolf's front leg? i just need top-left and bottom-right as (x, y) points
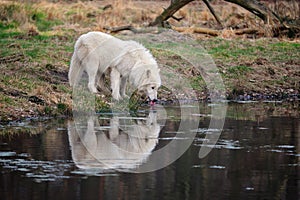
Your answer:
(110, 68), (121, 101)
(86, 61), (99, 93)
(120, 76), (129, 98)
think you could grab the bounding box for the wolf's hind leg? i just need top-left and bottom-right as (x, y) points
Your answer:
(110, 68), (121, 100)
(96, 67), (112, 95)
(96, 73), (108, 93)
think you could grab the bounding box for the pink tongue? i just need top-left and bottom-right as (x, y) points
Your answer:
(150, 101), (155, 106)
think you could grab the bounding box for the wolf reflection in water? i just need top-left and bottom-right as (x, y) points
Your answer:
(68, 111), (161, 171)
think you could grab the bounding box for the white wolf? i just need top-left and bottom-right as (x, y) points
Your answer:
(68, 31), (161, 103)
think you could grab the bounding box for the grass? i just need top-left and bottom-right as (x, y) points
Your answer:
(0, 0), (299, 122)
(0, 96), (15, 105)
(201, 37), (300, 67)
(227, 65), (253, 76)
(199, 37), (300, 97)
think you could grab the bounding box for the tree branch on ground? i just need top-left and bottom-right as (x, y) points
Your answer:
(149, 0), (195, 27)
(224, 0), (283, 25)
(202, 0), (223, 28)
(104, 0), (298, 37)
(173, 26), (220, 36)
(103, 25), (138, 33)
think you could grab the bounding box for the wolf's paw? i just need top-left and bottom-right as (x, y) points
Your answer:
(121, 94), (130, 99)
(88, 84), (99, 93)
(112, 93), (122, 101)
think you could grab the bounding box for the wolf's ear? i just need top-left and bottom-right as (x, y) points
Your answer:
(146, 69), (151, 78)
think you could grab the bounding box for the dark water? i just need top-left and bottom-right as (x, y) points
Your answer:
(0, 103), (299, 200)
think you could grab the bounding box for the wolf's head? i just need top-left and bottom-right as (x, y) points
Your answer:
(145, 83), (160, 102)
(146, 68), (161, 102)
(137, 68), (161, 104)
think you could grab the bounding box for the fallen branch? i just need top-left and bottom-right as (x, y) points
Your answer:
(234, 28), (259, 35)
(103, 25), (163, 34)
(173, 26), (220, 36)
(149, 0), (195, 27)
(103, 25), (138, 33)
(202, 0), (223, 28)
(224, 0), (282, 25)
(193, 27), (220, 36)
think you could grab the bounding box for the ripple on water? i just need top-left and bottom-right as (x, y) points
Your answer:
(0, 152), (75, 183)
(193, 139), (243, 150)
(209, 165), (226, 169)
(0, 152), (17, 157)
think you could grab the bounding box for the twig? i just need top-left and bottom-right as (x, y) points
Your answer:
(171, 15), (184, 22)
(202, 0), (223, 28)
(102, 4), (113, 11)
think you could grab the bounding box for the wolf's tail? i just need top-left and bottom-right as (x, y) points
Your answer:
(68, 51), (82, 87)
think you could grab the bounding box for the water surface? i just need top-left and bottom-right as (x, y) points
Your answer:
(0, 103), (299, 200)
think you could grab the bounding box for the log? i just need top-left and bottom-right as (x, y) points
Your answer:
(103, 25), (163, 34)
(234, 28), (259, 35)
(173, 26), (220, 36)
(174, 27), (264, 37)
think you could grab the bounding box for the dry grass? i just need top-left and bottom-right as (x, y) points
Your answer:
(1, 0), (299, 38)
(0, 0), (166, 34)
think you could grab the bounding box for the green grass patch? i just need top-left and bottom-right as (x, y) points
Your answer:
(227, 65), (253, 75)
(202, 38), (300, 64)
(30, 11), (63, 32)
(190, 76), (205, 91)
(0, 96), (15, 105)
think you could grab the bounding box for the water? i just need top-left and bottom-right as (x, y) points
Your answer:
(0, 103), (299, 200)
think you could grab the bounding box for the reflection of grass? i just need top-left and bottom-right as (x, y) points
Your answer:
(226, 102), (299, 121)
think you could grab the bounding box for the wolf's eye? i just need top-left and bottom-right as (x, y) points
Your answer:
(151, 86), (155, 90)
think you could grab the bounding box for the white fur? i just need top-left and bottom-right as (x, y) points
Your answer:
(68, 112), (160, 170)
(69, 31), (161, 101)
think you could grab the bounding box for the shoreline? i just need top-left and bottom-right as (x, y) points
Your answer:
(0, 99), (299, 125)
